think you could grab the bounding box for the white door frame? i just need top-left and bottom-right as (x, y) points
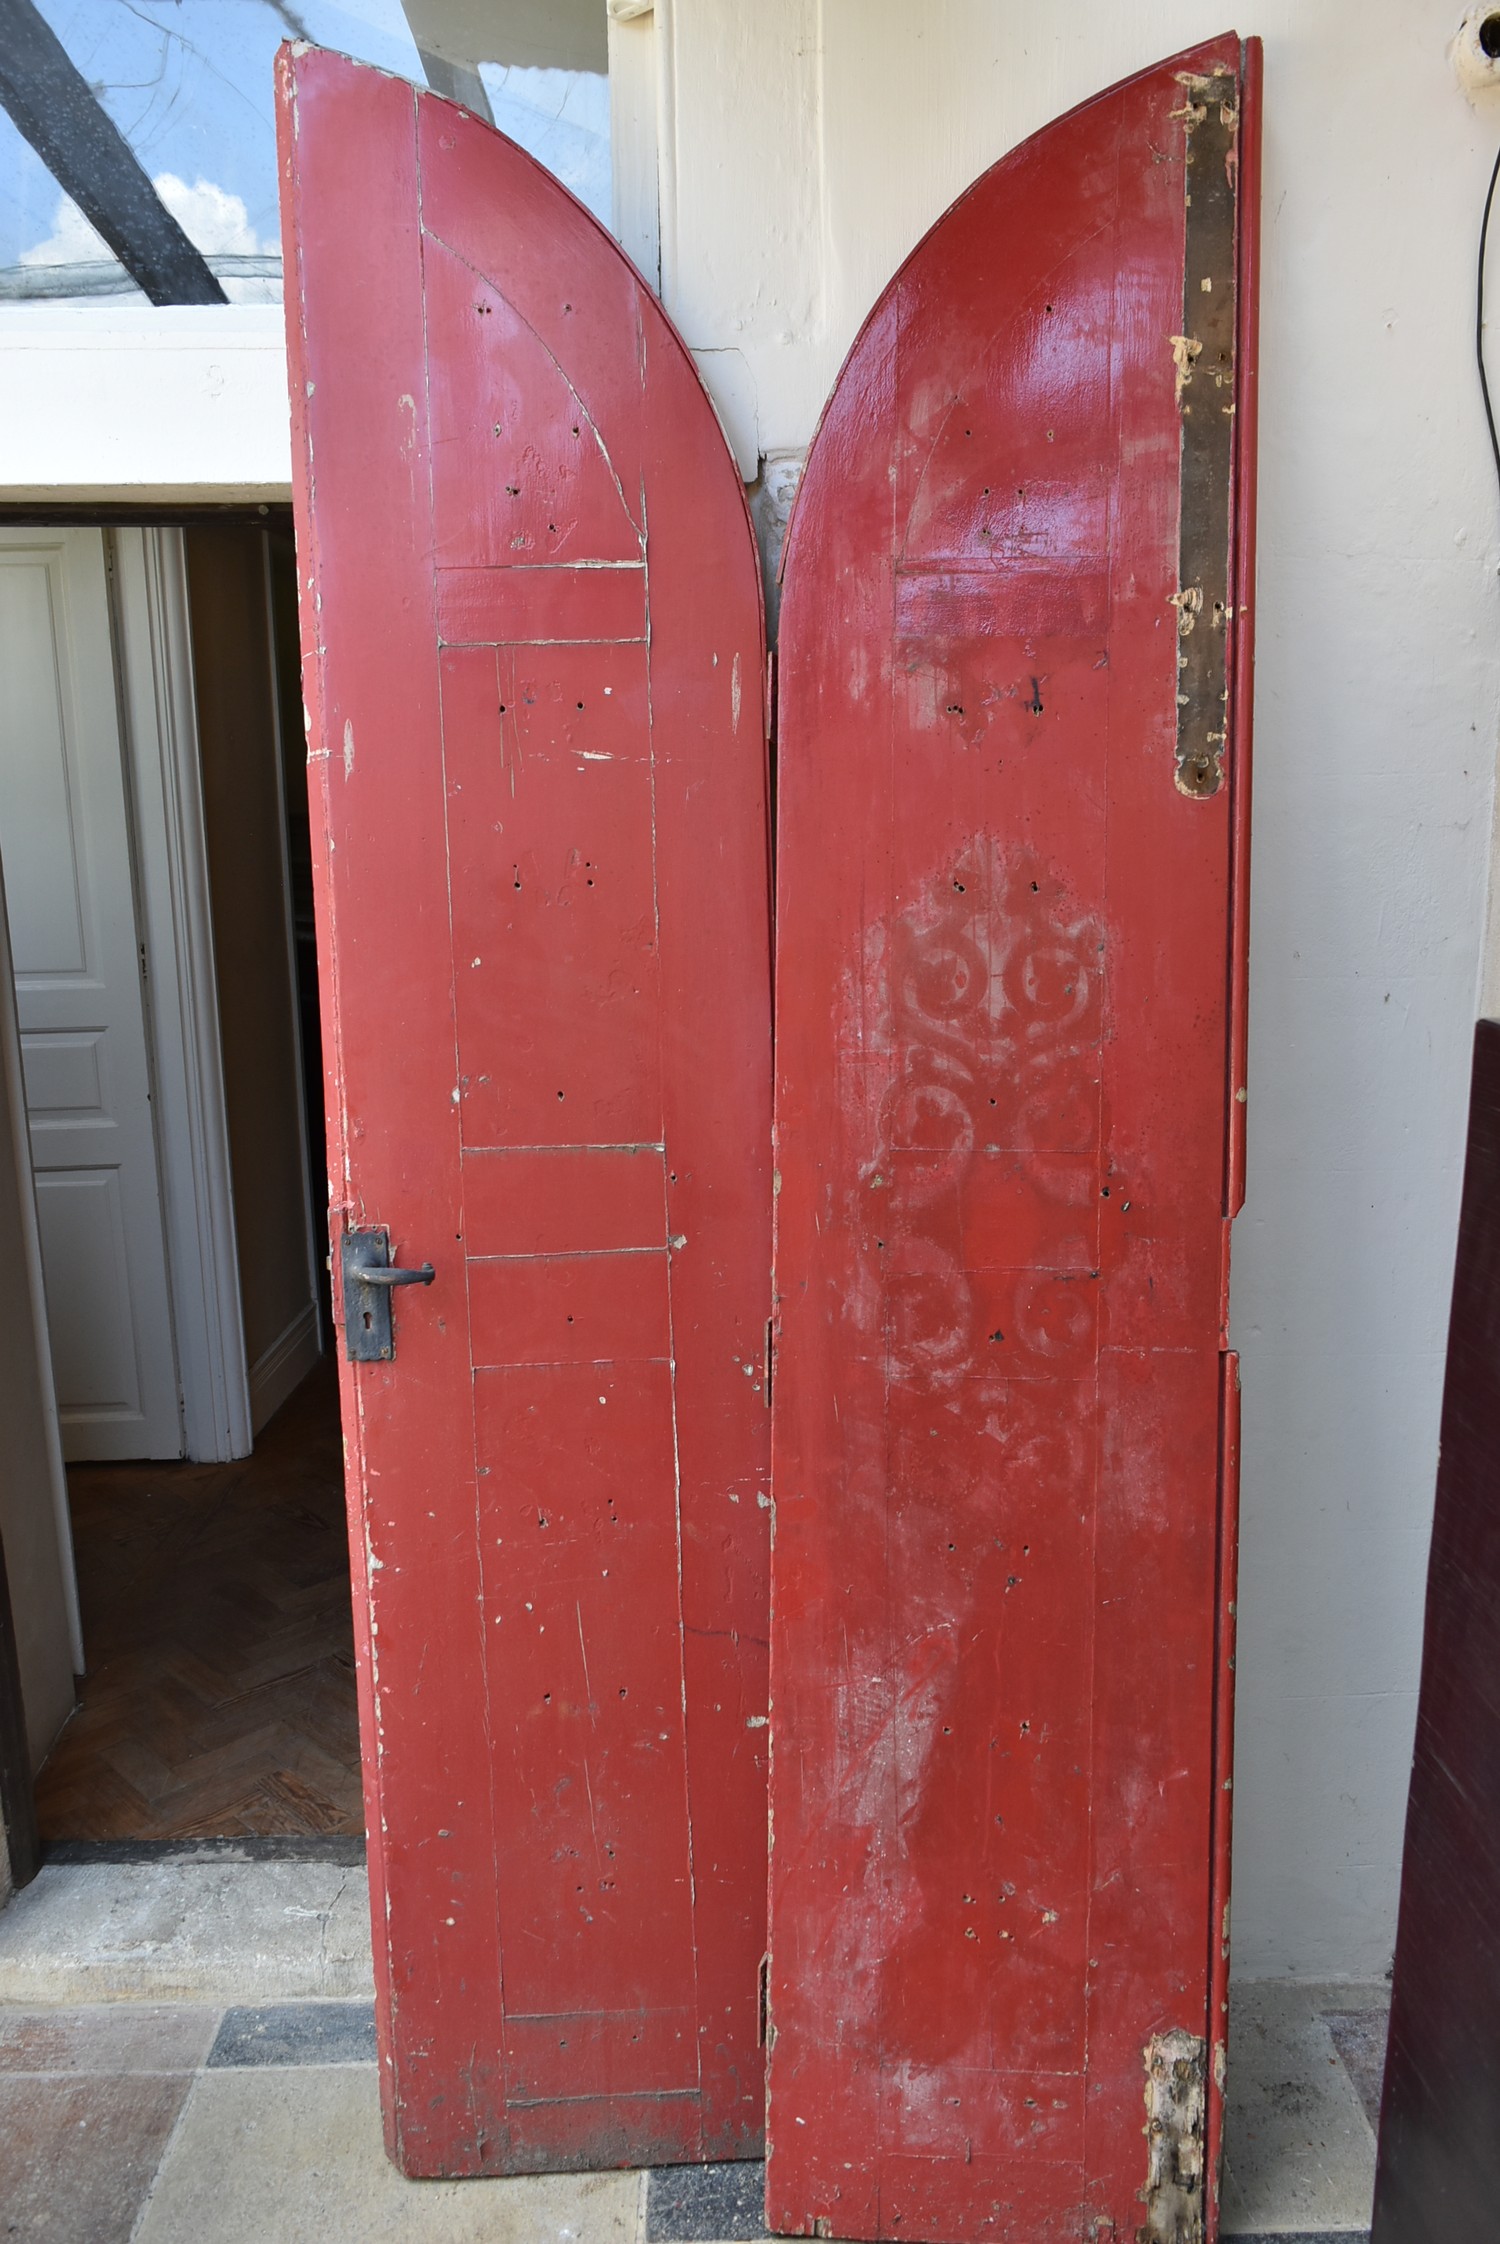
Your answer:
(257, 529), (324, 1374)
(609, 0), (663, 288)
(2, 524), (184, 1461)
(109, 527), (253, 1462)
(0, 853), (83, 1678)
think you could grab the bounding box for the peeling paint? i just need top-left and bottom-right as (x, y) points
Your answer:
(1138, 2027), (1207, 2243)
(1168, 333), (1202, 402)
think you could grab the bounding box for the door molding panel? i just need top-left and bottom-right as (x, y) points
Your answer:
(0, 523), (184, 1461)
(256, 527), (323, 1386)
(607, 1), (661, 289)
(111, 526), (252, 1462)
(0, 846), (82, 1701)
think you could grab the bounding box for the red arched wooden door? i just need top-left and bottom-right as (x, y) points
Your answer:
(768, 36), (1259, 2241)
(277, 48), (772, 2179)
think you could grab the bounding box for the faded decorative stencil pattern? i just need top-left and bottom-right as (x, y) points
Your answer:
(840, 838), (1105, 1393)
(806, 841), (1106, 2083)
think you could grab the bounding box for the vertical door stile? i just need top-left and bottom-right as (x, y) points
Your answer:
(1209, 39), (1261, 2225)
(0, 526), (182, 1463)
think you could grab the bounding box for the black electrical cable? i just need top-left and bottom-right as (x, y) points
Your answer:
(1479, 135), (1500, 506)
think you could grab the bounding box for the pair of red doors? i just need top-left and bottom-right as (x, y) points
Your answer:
(279, 32), (1258, 2242)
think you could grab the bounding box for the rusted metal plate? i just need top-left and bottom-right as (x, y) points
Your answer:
(766, 36), (1258, 2242)
(277, 49), (772, 2178)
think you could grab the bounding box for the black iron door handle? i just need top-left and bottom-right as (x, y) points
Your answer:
(342, 1229), (433, 1361)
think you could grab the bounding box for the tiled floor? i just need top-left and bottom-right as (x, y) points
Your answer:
(1219, 1979), (1389, 2241)
(0, 1854), (1387, 2243)
(35, 1366), (362, 1842)
(0, 1965), (1388, 2243)
(0, 2000), (638, 2243)
(10, 1353), (1391, 2238)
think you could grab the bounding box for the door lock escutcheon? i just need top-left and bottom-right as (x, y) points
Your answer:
(342, 1228), (434, 1361)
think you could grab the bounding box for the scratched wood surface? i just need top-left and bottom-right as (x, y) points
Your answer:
(767, 37), (1258, 2242)
(277, 49), (772, 2178)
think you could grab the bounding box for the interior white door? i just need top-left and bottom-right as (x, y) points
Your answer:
(0, 527), (182, 1462)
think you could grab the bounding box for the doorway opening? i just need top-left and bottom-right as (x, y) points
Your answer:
(0, 512), (359, 1847)
(36, 1364), (357, 1842)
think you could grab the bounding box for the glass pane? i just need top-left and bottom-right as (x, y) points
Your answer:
(0, 0), (610, 306)
(481, 66), (610, 227)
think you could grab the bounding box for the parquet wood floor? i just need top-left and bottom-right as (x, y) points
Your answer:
(35, 1363), (364, 1841)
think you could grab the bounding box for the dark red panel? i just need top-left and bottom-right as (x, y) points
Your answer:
(1372, 1022), (1500, 2242)
(277, 49), (772, 2177)
(437, 564), (648, 645)
(767, 37), (1257, 2241)
(466, 1251), (671, 1367)
(463, 1148), (668, 1257)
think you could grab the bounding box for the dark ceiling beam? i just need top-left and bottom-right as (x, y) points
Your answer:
(400, 0), (606, 83)
(409, 43), (494, 126)
(0, 0), (226, 306)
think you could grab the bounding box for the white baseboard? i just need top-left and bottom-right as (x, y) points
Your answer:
(248, 1301), (322, 1434)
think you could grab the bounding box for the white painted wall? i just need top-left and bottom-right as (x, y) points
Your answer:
(660, 0), (1500, 1980)
(0, 308), (290, 504)
(0, 0), (1493, 1981)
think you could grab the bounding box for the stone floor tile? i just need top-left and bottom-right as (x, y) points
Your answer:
(0, 2072), (192, 2244)
(0, 1976), (1385, 2243)
(132, 2065), (643, 2243)
(41, 1837), (366, 1867)
(0, 1862), (374, 2004)
(0, 2002), (220, 2074)
(208, 2000), (376, 2067)
(646, 2159), (767, 2239)
(1221, 1980), (1388, 2237)
(1322, 2009), (1388, 2131)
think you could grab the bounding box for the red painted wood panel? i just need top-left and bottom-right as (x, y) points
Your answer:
(276, 49), (772, 2177)
(767, 38), (1258, 2242)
